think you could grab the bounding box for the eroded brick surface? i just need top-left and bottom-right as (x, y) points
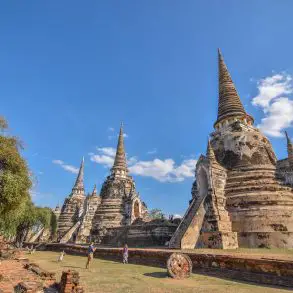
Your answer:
(0, 259), (57, 293)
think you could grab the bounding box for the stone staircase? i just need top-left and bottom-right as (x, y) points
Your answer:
(59, 221), (81, 243)
(28, 228), (44, 243)
(169, 195), (206, 249)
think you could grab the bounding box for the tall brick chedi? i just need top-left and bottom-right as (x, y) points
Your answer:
(90, 124), (147, 243)
(57, 158), (87, 242)
(170, 49), (293, 249)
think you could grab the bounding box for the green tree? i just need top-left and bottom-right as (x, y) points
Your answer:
(15, 203), (52, 247)
(0, 116), (56, 245)
(148, 208), (165, 220)
(50, 212), (57, 240)
(0, 116), (32, 236)
(0, 116), (8, 131)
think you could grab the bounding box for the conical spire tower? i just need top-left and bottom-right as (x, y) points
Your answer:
(215, 49), (248, 127)
(91, 184), (97, 196)
(285, 131), (293, 167)
(111, 123), (128, 175)
(72, 157), (85, 195)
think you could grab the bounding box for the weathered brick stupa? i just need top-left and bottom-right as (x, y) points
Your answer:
(170, 49), (293, 249)
(57, 158), (86, 242)
(90, 124), (148, 243)
(56, 158), (102, 243)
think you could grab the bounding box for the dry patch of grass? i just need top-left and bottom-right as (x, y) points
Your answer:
(180, 248), (293, 260)
(27, 251), (291, 293)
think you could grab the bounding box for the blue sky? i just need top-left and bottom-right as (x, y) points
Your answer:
(1, 1), (293, 217)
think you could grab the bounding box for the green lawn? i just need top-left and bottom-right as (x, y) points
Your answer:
(27, 251), (291, 293)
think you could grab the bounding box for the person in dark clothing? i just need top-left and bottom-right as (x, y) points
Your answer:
(86, 242), (96, 269)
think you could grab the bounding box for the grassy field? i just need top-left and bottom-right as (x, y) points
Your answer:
(180, 248), (293, 260)
(26, 251), (292, 293)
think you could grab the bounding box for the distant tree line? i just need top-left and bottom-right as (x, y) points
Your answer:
(0, 116), (56, 247)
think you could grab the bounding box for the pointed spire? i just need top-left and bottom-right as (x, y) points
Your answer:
(206, 139), (216, 161)
(111, 123), (128, 173)
(72, 157), (85, 194)
(285, 131), (293, 167)
(91, 184), (97, 196)
(285, 131), (292, 146)
(215, 49), (247, 126)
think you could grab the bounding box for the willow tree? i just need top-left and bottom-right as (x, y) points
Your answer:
(0, 116), (32, 236)
(15, 203), (53, 247)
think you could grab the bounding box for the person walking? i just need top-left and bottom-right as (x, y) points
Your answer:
(86, 242), (96, 269)
(122, 244), (128, 264)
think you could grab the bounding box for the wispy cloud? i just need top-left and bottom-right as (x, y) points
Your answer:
(89, 146), (196, 183)
(108, 127), (115, 132)
(252, 73), (293, 137)
(52, 160), (79, 174)
(89, 147), (116, 167)
(147, 148), (157, 155)
(30, 190), (53, 200)
(97, 147), (116, 157)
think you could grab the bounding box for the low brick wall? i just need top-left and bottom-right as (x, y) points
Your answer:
(43, 243), (293, 288)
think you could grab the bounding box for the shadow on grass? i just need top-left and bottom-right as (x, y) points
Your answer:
(194, 269), (293, 291)
(143, 272), (168, 279)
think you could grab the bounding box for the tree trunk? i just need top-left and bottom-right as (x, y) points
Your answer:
(15, 223), (29, 248)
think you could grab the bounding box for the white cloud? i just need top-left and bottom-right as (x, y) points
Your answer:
(90, 145), (197, 183)
(108, 127), (115, 132)
(129, 159), (174, 182)
(90, 154), (114, 167)
(127, 156), (138, 165)
(129, 158), (197, 183)
(252, 73), (293, 137)
(147, 148), (157, 155)
(52, 159), (63, 165)
(173, 214), (182, 219)
(52, 159), (79, 174)
(97, 147), (116, 157)
(89, 147), (116, 167)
